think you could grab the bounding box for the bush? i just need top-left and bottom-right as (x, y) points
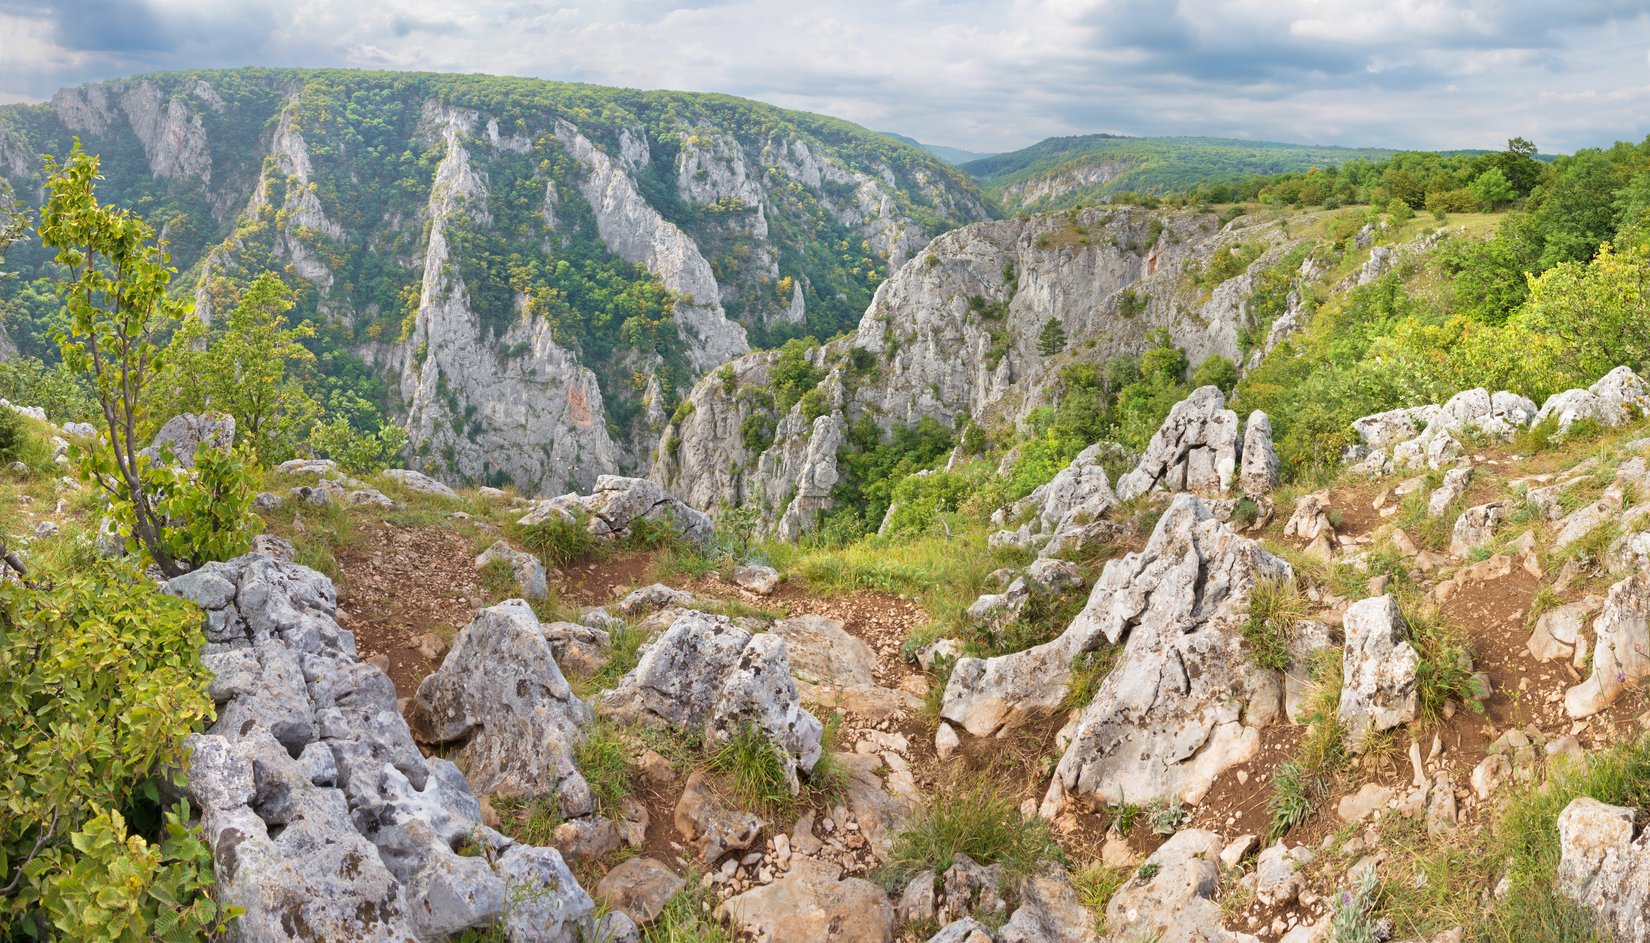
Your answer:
(1190, 355), (1239, 394)
(1241, 575), (1307, 671)
(0, 560), (219, 935)
(0, 405), (24, 463)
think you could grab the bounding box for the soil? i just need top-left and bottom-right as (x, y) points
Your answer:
(332, 519), (486, 698)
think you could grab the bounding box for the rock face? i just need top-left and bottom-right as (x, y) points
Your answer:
(167, 554), (596, 942)
(411, 600), (595, 814)
(603, 610), (823, 786)
(1556, 797), (1650, 942)
(142, 412), (235, 468)
(519, 476), (712, 546)
(1114, 386), (1240, 501)
(988, 442), (1121, 558)
(656, 207), (1307, 538)
(1566, 572), (1650, 718)
(1537, 366), (1650, 433)
(1239, 411), (1282, 496)
(1337, 595), (1420, 750)
(1105, 829), (1255, 943)
(768, 614), (920, 723)
(1041, 495), (1289, 812)
(6, 70), (988, 490)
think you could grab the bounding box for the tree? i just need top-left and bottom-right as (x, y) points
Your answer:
(166, 272), (320, 464)
(1468, 167), (1516, 210)
(1519, 241), (1650, 384)
(38, 143), (197, 576)
(1037, 317), (1067, 356)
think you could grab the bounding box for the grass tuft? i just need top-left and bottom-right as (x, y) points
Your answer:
(878, 778), (1062, 888)
(1242, 574), (1308, 670)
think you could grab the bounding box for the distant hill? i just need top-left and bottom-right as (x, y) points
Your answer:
(881, 132), (997, 166)
(964, 134), (1401, 213)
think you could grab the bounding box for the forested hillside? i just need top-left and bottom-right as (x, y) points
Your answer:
(0, 69), (988, 492)
(964, 133), (1401, 213)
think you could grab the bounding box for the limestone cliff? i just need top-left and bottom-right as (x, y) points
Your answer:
(655, 206), (1307, 535)
(0, 69), (989, 492)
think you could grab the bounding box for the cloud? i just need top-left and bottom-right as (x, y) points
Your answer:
(1, 0), (1648, 153)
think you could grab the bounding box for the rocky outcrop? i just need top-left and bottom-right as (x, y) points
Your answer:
(1565, 572), (1650, 718)
(1115, 386), (1241, 501)
(1337, 595), (1420, 750)
(519, 475), (712, 546)
(167, 554), (601, 942)
(1105, 829), (1258, 943)
(657, 207), (1304, 537)
(720, 858), (894, 943)
(400, 109), (621, 494)
(142, 412), (235, 468)
(1239, 411), (1281, 496)
(1556, 797), (1650, 942)
(1041, 495), (1289, 812)
(603, 610), (823, 787)
(1348, 388), (1537, 474)
(411, 600), (595, 813)
(474, 540), (551, 600)
(1537, 366), (1650, 433)
(988, 442), (1121, 558)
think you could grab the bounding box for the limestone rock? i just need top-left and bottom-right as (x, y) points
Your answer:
(475, 540), (551, 600)
(1428, 467), (1473, 518)
(719, 857), (893, 943)
(1528, 596), (1601, 662)
(989, 442), (1121, 557)
(1449, 502), (1505, 557)
(733, 563), (780, 595)
(1566, 572), (1650, 718)
(926, 919), (994, 943)
(1015, 495), (1289, 812)
(597, 857), (685, 927)
(769, 614), (920, 724)
(382, 468), (460, 499)
(142, 412), (234, 468)
(604, 610), (822, 786)
(1105, 829), (1251, 943)
(1538, 366), (1650, 432)
(1556, 797), (1650, 942)
(998, 864), (1103, 943)
(1338, 595), (1420, 750)
(527, 476), (712, 546)
(411, 600), (595, 814)
(1238, 410), (1280, 497)
(1115, 386), (1241, 501)
(166, 554), (595, 942)
(673, 770), (763, 864)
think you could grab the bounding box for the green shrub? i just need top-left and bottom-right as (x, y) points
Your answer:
(1190, 355), (1239, 395)
(1402, 604), (1486, 724)
(0, 559), (219, 935)
(0, 405), (25, 463)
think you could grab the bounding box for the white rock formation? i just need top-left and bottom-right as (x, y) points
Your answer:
(1566, 572), (1650, 718)
(1115, 386), (1241, 501)
(1337, 595), (1420, 750)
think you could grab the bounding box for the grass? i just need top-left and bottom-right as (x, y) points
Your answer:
(805, 712), (850, 802)
(878, 778), (1063, 888)
(1401, 602), (1485, 725)
(1241, 574), (1308, 670)
(1268, 647), (1346, 841)
(971, 584), (1090, 658)
(490, 794), (562, 846)
(1072, 862), (1130, 934)
(643, 874), (734, 943)
(707, 724), (800, 817)
(573, 620), (648, 698)
(1061, 643), (1123, 712)
(574, 719), (632, 818)
(514, 509), (602, 569)
(763, 522), (1028, 650)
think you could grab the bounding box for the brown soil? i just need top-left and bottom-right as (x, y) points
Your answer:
(560, 549), (666, 607)
(332, 520), (486, 697)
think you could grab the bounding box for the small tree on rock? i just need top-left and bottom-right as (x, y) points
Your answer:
(1038, 317), (1067, 357)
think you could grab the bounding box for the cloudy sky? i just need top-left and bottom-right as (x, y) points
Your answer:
(2, 0), (1648, 154)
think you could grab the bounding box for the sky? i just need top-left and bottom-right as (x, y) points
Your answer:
(1, 0), (1648, 155)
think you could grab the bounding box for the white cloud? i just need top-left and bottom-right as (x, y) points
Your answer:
(2, 0), (1649, 153)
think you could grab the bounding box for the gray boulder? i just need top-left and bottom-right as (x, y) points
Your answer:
(603, 610), (823, 787)
(1556, 797), (1650, 942)
(1566, 572), (1650, 718)
(989, 442), (1121, 557)
(382, 468), (460, 498)
(1238, 411), (1281, 496)
(1338, 595), (1420, 751)
(1538, 366), (1650, 433)
(475, 539), (551, 600)
(1115, 386), (1241, 501)
(411, 600), (595, 814)
(524, 475), (712, 546)
(142, 412), (234, 468)
(998, 865), (1103, 943)
(1040, 495), (1290, 812)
